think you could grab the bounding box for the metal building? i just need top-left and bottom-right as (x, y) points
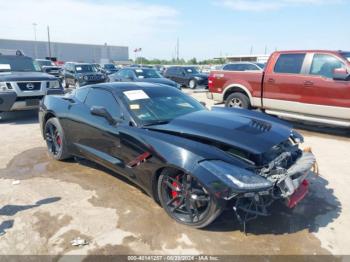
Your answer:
(214, 54), (270, 63)
(0, 38), (129, 63)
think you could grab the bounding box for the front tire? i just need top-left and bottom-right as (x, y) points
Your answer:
(158, 169), (225, 228)
(188, 79), (197, 89)
(225, 93), (251, 109)
(75, 81), (80, 89)
(62, 78), (68, 88)
(44, 117), (71, 160)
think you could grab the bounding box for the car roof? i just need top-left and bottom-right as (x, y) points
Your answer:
(88, 82), (174, 94)
(225, 62), (259, 65)
(122, 67), (155, 70)
(272, 50), (348, 55)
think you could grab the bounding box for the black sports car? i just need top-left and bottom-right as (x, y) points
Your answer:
(39, 83), (315, 228)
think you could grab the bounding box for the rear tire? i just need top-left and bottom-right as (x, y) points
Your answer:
(225, 93), (250, 109)
(44, 117), (71, 161)
(157, 169), (225, 228)
(188, 79), (197, 89)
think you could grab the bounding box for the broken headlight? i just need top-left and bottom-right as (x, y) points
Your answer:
(290, 129), (304, 144)
(200, 160), (272, 192)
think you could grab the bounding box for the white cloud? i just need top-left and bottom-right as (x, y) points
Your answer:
(217, 0), (343, 11)
(0, 0), (179, 58)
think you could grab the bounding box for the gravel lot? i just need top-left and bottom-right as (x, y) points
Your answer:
(0, 89), (349, 256)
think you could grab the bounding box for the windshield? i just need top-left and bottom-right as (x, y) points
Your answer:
(340, 52), (350, 62)
(75, 64), (97, 73)
(37, 60), (54, 67)
(104, 64), (116, 70)
(184, 67), (199, 74)
(121, 87), (205, 125)
(134, 68), (162, 79)
(0, 56), (41, 72)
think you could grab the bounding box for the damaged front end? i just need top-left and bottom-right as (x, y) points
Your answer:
(199, 130), (316, 230)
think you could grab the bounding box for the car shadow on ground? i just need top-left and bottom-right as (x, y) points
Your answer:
(0, 110), (39, 125)
(0, 197), (61, 216)
(0, 220), (14, 235)
(207, 173), (341, 235)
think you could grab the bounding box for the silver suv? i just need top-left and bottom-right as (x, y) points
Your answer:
(0, 50), (64, 113)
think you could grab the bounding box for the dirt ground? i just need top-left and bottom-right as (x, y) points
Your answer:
(0, 89), (349, 257)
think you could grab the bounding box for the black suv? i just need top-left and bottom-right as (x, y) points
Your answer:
(164, 66), (208, 89)
(101, 63), (119, 75)
(0, 50), (63, 113)
(62, 62), (106, 88)
(109, 67), (181, 89)
(35, 59), (63, 80)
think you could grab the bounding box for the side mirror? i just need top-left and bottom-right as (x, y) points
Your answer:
(90, 106), (121, 125)
(182, 71), (186, 76)
(199, 101), (206, 107)
(333, 68), (349, 81)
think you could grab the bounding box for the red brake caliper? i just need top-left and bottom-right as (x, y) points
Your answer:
(171, 175), (181, 204)
(56, 136), (62, 146)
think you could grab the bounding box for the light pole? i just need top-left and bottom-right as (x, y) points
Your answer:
(32, 23), (37, 58)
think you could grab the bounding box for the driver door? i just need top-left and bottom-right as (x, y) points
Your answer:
(300, 52), (350, 120)
(74, 87), (126, 173)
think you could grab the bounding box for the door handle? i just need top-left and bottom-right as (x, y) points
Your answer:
(267, 78), (275, 84)
(303, 81), (314, 87)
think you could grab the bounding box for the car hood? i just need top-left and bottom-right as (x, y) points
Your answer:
(0, 71), (57, 81)
(135, 78), (177, 87)
(147, 107), (292, 155)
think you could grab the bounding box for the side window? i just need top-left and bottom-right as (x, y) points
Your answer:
(125, 70), (135, 79)
(166, 67), (175, 75)
(245, 64), (259, 71)
(85, 89), (121, 117)
(274, 54), (306, 74)
(310, 54), (345, 79)
(224, 64), (239, 71)
(117, 69), (127, 78)
(75, 87), (89, 102)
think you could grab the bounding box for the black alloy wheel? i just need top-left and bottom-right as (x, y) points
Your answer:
(158, 170), (225, 228)
(44, 118), (70, 160)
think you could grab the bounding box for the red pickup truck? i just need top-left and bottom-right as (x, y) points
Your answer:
(207, 50), (350, 127)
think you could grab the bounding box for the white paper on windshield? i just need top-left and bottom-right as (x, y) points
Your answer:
(138, 75), (144, 79)
(130, 104), (140, 110)
(0, 64), (11, 70)
(135, 69), (143, 73)
(124, 90), (149, 101)
(76, 66), (82, 71)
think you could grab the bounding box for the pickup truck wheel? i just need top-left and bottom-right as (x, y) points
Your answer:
(188, 79), (197, 89)
(44, 118), (71, 161)
(225, 93), (250, 109)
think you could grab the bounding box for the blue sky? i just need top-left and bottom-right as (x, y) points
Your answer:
(1, 0), (349, 60)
